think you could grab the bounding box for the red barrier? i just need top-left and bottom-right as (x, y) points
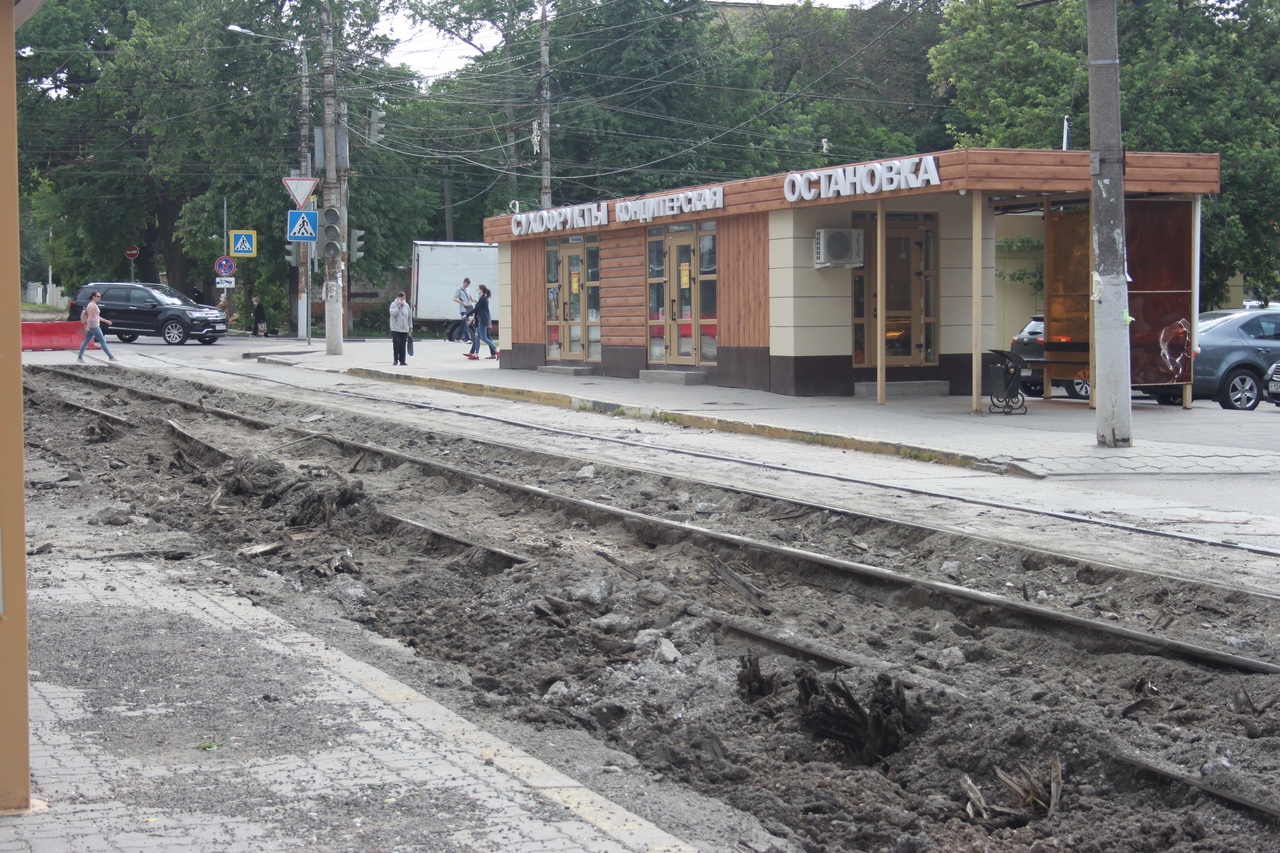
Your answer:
(21, 321), (94, 352)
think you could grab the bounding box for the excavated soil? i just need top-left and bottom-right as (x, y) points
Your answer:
(21, 369), (1280, 852)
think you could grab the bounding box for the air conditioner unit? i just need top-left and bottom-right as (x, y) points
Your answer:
(814, 229), (863, 268)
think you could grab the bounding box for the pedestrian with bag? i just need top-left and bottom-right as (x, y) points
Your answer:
(465, 285), (498, 360)
(77, 291), (117, 362)
(252, 297), (268, 337)
(390, 291), (413, 366)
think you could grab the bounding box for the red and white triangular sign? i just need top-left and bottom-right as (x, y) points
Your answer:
(282, 176), (319, 209)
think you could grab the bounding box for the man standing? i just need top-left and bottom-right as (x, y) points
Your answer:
(389, 292), (412, 366)
(452, 277), (474, 343)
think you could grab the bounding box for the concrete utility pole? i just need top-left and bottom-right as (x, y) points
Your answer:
(539, 4), (551, 209)
(297, 36), (310, 342)
(1087, 0), (1131, 447)
(321, 4), (343, 355)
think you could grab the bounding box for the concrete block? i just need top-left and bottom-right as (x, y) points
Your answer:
(639, 370), (706, 386)
(537, 366), (593, 376)
(853, 380), (950, 398)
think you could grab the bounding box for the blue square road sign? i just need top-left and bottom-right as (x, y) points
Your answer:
(229, 230), (257, 257)
(287, 210), (319, 243)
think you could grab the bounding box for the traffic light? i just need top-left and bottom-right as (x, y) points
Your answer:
(285, 241), (298, 267)
(368, 109), (385, 145)
(322, 206), (343, 259)
(348, 229), (365, 264)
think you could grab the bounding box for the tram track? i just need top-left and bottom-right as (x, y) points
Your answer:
(30, 365), (1280, 669)
(119, 355), (1280, 560)
(24, 364), (1280, 848)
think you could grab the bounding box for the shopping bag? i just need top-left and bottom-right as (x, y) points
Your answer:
(407, 337), (414, 357)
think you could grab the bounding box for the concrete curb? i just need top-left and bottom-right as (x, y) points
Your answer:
(347, 368), (1043, 479)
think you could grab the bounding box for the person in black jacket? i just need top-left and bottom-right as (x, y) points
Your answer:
(465, 285), (497, 360)
(252, 296), (267, 337)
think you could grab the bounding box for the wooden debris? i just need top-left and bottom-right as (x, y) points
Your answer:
(239, 542), (284, 558)
(1120, 697), (1155, 718)
(529, 600), (566, 628)
(963, 755), (1065, 824)
(736, 650), (781, 704)
(962, 774), (989, 820)
(796, 669), (916, 766)
(312, 549), (360, 576)
(1049, 754), (1062, 817)
(710, 557), (770, 614)
(593, 546), (643, 578)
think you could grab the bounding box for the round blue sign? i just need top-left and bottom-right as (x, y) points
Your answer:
(215, 256), (236, 277)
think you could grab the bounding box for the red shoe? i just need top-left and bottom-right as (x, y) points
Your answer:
(465, 353), (479, 360)
(485, 354), (498, 359)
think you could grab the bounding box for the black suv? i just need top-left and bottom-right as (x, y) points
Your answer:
(67, 283), (227, 345)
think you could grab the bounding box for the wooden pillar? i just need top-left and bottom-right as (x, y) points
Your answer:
(971, 190), (983, 412)
(0, 0), (33, 813)
(876, 199), (886, 405)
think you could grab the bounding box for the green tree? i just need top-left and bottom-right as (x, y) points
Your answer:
(930, 0), (1280, 308)
(16, 0), (430, 313)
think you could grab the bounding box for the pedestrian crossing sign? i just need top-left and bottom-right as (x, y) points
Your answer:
(229, 230), (257, 257)
(287, 210), (319, 243)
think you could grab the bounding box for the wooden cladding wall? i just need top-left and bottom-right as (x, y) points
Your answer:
(600, 229), (647, 349)
(718, 213), (769, 348)
(509, 240), (545, 345)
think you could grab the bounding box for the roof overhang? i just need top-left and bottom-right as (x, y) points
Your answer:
(483, 148), (1220, 243)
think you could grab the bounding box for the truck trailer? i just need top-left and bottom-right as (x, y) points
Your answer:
(410, 240), (499, 340)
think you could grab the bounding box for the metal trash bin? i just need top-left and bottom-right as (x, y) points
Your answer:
(987, 349), (1028, 415)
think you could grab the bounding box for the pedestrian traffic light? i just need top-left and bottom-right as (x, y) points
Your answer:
(285, 242), (298, 267)
(348, 229), (365, 264)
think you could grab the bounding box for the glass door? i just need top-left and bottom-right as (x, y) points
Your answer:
(647, 229), (667, 362)
(668, 234), (697, 364)
(855, 215), (939, 367)
(884, 231), (916, 363)
(546, 239), (600, 362)
(563, 249), (584, 360)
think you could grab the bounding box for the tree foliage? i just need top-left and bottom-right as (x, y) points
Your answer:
(930, 0), (1280, 307)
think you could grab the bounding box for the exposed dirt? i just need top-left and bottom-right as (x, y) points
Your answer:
(23, 368), (1280, 852)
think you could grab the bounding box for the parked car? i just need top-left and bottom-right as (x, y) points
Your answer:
(67, 283), (227, 345)
(1192, 309), (1280, 410)
(1264, 360), (1280, 406)
(1010, 315), (1090, 399)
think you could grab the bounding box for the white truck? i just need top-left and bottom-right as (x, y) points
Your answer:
(410, 240), (499, 340)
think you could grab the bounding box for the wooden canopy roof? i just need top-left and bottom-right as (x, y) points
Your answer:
(483, 148), (1220, 243)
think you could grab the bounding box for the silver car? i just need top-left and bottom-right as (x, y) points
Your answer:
(1192, 310), (1280, 410)
(1265, 360), (1280, 407)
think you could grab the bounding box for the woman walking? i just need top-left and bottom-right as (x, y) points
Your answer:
(77, 291), (116, 362)
(465, 285), (498, 360)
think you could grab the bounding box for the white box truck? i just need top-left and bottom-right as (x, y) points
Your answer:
(410, 240), (499, 340)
